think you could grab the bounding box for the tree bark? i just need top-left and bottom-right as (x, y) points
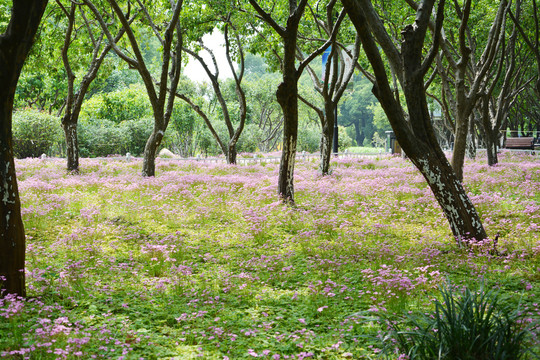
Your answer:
(142, 129), (164, 177)
(249, 0), (309, 203)
(320, 102), (335, 175)
(62, 120), (79, 172)
(485, 133), (499, 166)
(276, 79), (299, 202)
(451, 110), (470, 180)
(227, 143), (237, 164)
(466, 117), (477, 160)
(0, 0), (49, 297)
(412, 150), (486, 242)
(343, 0), (488, 242)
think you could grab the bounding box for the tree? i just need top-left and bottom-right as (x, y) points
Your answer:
(248, 0), (332, 202)
(84, 0), (183, 177)
(339, 74), (381, 147)
(509, 0), (540, 95)
(0, 0), (48, 297)
(297, 1), (359, 175)
(342, 0), (488, 242)
(476, 1), (533, 166)
(426, 0), (510, 178)
(508, 84), (540, 137)
(13, 8), (69, 114)
(179, 17), (247, 164)
(57, 0), (131, 172)
(244, 72), (284, 152)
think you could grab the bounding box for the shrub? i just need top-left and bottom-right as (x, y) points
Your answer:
(198, 122), (229, 157)
(377, 283), (536, 360)
(198, 128), (220, 157)
(119, 118), (153, 156)
(163, 104), (201, 157)
(237, 124), (264, 153)
(80, 84), (152, 124)
(12, 109), (63, 158)
(297, 126), (320, 153)
(338, 125), (353, 151)
(78, 119), (129, 157)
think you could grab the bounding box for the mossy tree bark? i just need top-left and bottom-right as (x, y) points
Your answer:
(0, 0), (49, 297)
(342, 0), (488, 242)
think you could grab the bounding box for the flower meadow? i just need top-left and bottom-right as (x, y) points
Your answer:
(1, 151), (539, 359)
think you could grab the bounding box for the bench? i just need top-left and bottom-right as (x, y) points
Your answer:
(505, 137), (534, 150)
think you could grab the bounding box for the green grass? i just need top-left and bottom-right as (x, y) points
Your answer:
(1, 153), (539, 359)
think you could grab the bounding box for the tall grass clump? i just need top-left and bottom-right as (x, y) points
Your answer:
(379, 283), (537, 359)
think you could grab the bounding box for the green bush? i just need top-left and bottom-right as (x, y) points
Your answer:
(198, 128), (220, 157)
(376, 283), (536, 360)
(78, 119), (129, 157)
(119, 118), (153, 156)
(198, 122), (229, 157)
(163, 103), (201, 157)
(237, 124), (263, 153)
(297, 126), (320, 153)
(80, 84), (152, 123)
(12, 109), (63, 158)
(337, 125), (353, 151)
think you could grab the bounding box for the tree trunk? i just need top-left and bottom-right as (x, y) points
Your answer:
(0, 0), (49, 297)
(142, 129), (164, 177)
(276, 80), (299, 202)
(451, 111), (469, 181)
(342, 0), (487, 243)
(320, 104), (335, 175)
(354, 118), (363, 146)
(485, 133), (499, 166)
(62, 119), (79, 173)
(0, 127), (26, 297)
(227, 142), (237, 164)
(466, 118), (476, 160)
(480, 96), (500, 166)
(412, 150), (487, 242)
(248, 0), (308, 203)
(402, 80), (487, 242)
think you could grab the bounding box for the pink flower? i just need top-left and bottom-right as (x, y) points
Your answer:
(248, 349), (258, 357)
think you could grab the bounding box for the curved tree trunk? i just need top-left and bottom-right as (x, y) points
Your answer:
(402, 79), (487, 242)
(412, 149), (487, 242)
(343, 0), (488, 243)
(0, 0), (49, 297)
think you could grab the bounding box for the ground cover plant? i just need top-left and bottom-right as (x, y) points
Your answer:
(1, 151), (539, 359)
